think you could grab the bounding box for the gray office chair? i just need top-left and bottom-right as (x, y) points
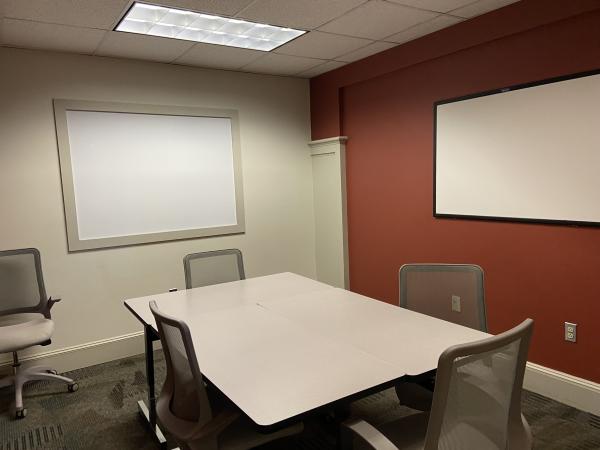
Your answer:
(399, 264), (486, 331)
(342, 318), (534, 450)
(149, 301), (303, 450)
(183, 249), (245, 290)
(0, 248), (78, 419)
(396, 264), (486, 411)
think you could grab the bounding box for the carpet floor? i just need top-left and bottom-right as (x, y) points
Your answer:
(1, 353), (599, 450)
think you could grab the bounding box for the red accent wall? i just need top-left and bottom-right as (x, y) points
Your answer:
(310, 0), (600, 383)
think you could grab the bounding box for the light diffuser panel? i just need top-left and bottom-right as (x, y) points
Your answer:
(116, 2), (306, 51)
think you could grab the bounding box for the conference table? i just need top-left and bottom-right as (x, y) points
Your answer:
(124, 272), (488, 447)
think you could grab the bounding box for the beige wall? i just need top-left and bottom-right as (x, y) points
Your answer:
(0, 47), (316, 364)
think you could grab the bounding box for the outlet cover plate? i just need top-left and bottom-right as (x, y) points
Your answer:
(451, 295), (461, 313)
(565, 322), (577, 342)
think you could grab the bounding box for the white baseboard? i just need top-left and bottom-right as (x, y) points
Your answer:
(0, 331), (145, 374)
(524, 362), (600, 416)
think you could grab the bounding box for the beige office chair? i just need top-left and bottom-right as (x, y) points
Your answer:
(396, 264), (486, 411)
(183, 249), (245, 289)
(0, 248), (78, 419)
(342, 318), (534, 450)
(149, 301), (303, 450)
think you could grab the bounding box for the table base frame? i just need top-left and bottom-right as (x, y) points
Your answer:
(137, 324), (168, 449)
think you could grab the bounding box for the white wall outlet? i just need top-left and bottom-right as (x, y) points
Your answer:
(451, 295), (461, 313)
(564, 322), (577, 342)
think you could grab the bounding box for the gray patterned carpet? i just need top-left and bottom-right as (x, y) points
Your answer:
(0, 352), (599, 449)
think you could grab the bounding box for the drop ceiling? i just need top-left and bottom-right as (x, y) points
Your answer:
(0, 0), (520, 78)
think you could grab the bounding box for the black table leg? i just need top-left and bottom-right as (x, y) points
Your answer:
(137, 324), (167, 449)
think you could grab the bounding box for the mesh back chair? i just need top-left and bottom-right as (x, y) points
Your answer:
(0, 248), (77, 419)
(399, 264), (486, 332)
(396, 264), (486, 411)
(150, 301), (303, 450)
(342, 318), (534, 450)
(183, 249), (245, 290)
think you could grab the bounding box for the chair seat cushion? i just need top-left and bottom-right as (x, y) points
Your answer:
(395, 380), (434, 412)
(211, 381), (303, 449)
(355, 412), (429, 450)
(0, 313), (53, 353)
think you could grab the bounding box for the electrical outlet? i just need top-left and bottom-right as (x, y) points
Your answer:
(451, 295), (461, 313)
(564, 322), (577, 342)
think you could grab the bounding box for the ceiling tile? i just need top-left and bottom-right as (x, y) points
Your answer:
(318, 0), (439, 40)
(95, 31), (194, 63)
(235, 0), (368, 30)
(297, 60), (347, 78)
(387, 0), (477, 13)
(274, 31), (371, 60)
(154, 0), (257, 17)
(3, 0), (129, 30)
(174, 43), (264, 70)
(1, 18), (106, 54)
(241, 53), (324, 76)
(336, 41), (397, 62)
(450, 0), (520, 18)
(386, 14), (463, 44)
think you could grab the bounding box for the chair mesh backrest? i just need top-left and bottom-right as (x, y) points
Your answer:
(400, 264), (486, 332)
(425, 319), (533, 450)
(151, 302), (212, 424)
(0, 248), (46, 315)
(438, 341), (519, 449)
(184, 249), (245, 289)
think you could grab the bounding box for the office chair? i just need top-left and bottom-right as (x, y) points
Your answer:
(396, 263), (486, 411)
(149, 301), (303, 450)
(0, 248), (78, 419)
(399, 264), (486, 331)
(342, 319), (534, 450)
(183, 249), (245, 289)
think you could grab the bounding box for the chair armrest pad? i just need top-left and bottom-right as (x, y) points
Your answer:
(342, 419), (398, 450)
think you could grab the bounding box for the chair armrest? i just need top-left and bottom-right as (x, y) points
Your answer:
(41, 296), (62, 318)
(48, 296), (62, 309)
(341, 419), (398, 450)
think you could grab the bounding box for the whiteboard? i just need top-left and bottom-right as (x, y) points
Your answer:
(435, 71), (600, 225)
(54, 100), (244, 251)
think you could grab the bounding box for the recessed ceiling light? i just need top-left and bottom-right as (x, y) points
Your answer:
(115, 2), (306, 51)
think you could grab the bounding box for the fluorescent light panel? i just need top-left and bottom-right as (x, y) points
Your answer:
(116, 2), (306, 51)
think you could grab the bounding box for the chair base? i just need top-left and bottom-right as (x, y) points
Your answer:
(0, 353), (78, 419)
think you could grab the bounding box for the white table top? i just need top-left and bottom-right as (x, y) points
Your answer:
(125, 272), (333, 330)
(258, 288), (488, 377)
(125, 272), (489, 427)
(183, 305), (400, 426)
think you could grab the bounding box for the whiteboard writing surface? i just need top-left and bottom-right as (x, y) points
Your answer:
(54, 100), (244, 251)
(435, 71), (600, 225)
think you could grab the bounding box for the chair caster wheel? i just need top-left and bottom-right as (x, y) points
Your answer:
(16, 408), (27, 419)
(46, 369), (58, 375)
(68, 382), (79, 393)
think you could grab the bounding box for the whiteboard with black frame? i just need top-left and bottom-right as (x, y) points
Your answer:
(54, 99), (245, 251)
(434, 70), (600, 226)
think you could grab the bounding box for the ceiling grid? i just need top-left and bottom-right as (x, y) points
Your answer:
(0, 0), (520, 77)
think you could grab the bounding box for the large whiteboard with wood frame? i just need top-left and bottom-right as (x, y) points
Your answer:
(54, 100), (245, 251)
(434, 71), (600, 226)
